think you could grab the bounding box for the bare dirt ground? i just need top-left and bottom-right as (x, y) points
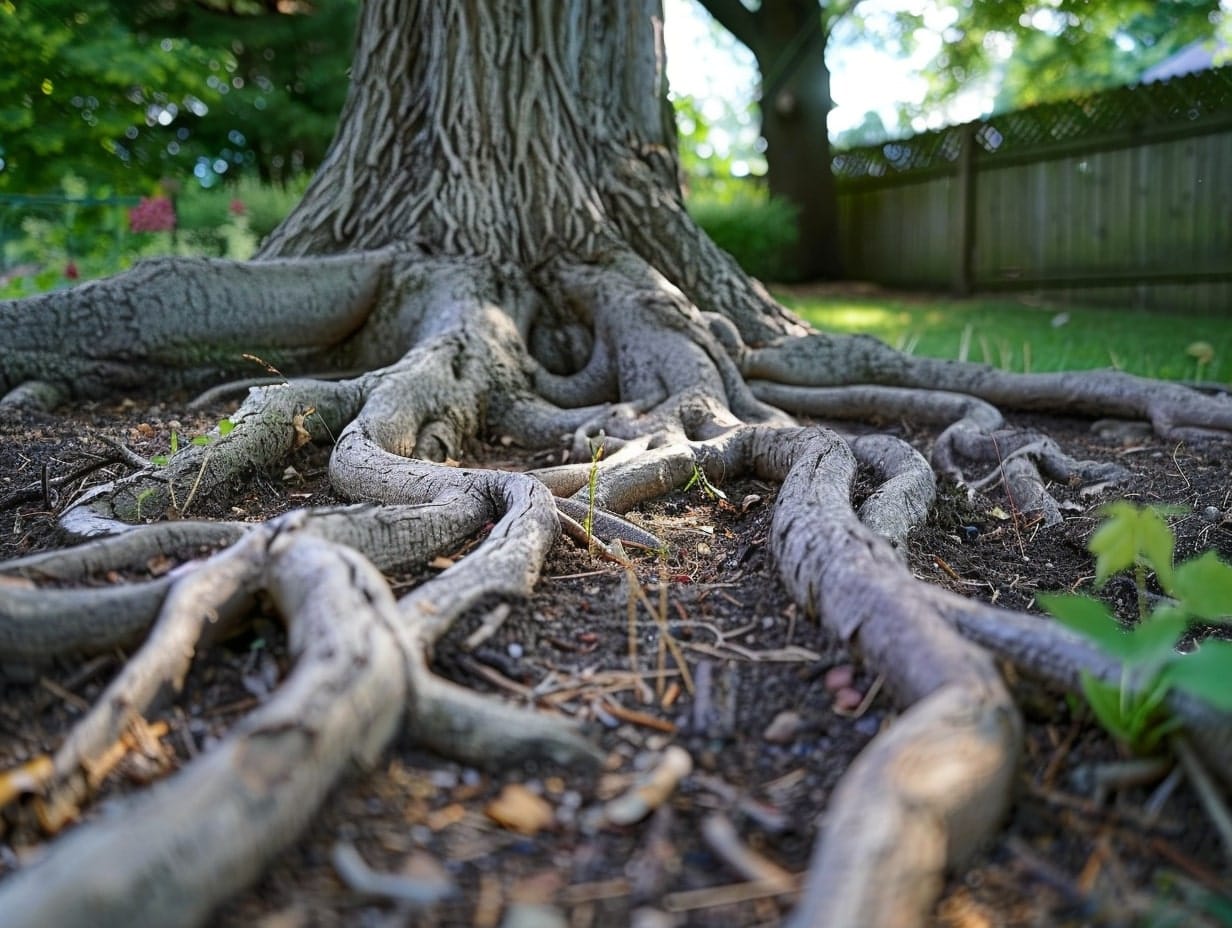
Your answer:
(1, 392), (1230, 927)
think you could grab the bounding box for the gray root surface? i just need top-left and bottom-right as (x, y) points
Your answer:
(2, 1), (1232, 926)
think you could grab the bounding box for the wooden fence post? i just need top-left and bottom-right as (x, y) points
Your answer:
(951, 122), (977, 296)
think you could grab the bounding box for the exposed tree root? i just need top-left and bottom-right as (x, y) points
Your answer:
(8, 0), (1232, 917)
(6, 23), (1232, 908)
(3, 239), (1232, 926)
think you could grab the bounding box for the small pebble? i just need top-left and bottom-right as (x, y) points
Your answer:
(823, 664), (854, 692)
(507, 642), (524, 659)
(763, 710), (802, 744)
(833, 687), (863, 712)
(853, 714), (881, 736)
(1201, 505), (1222, 523)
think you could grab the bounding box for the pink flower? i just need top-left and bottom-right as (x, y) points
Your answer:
(228, 198), (247, 217)
(129, 196), (177, 233)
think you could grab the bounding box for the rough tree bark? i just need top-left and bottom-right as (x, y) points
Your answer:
(1, 2), (1231, 926)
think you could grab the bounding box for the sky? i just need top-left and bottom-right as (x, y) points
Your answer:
(661, 0), (994, 149)
(663, 0), (1232, 153)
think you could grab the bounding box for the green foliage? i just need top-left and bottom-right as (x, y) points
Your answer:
(1040, 502), (1232, 754)
(884, 0), (1221, 117)
(176, 174), (306, 257)
(673, 94), (763, 199)
(686, 190), (798, 282)
(682, 462), (727, 501)
(0, 0), (218, 192)
(150, 418), (234, 467)
(0, 0), (352, 194)
(583, 442), (605, 553)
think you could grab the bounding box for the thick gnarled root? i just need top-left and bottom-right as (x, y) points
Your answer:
(0, 535), (410, 928)
(751, 426), (1021, 926)
(0, 251), (403, 405)
(785, 684), (1019, 928)
(752, 381), (1126, 525)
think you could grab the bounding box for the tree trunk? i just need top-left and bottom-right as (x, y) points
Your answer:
(2, 2), (1231, 927)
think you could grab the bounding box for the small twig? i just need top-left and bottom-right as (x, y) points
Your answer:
(1004, 835), (1088, 905)
(179, 447), (215, 517)
(331, 842), (455, 907)
(96, 435), (154, 470)
(683, 640), (822, 664)
(832, 673), (884, 719)
(1023, 780), (1183, 835)
(625, 565), (639, 676)
(462, 603), (512, 651)
(1147, 835), (1232, 899)
(1172, 734), (1232, 864)
(1039, 717), (1084, 789)
(38, 675), (91, 712)
(662, 876), (801, 913)
(1169, 442), (1190, 490)
(457, 655), (535, 699)
(1142, 764), (1184, 822)
(992, 433), (1027, 556)
(630, 576), (694, 694)
(701, 812), (795, 890)
(693, 772), (789, 833)
(595, 697), (676, 733)
(558, 878), (632, 905)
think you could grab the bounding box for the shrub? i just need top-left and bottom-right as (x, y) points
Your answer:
(686, 191), (798, 282)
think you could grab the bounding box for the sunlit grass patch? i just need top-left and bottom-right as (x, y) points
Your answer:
(779, 292), (1232, 384)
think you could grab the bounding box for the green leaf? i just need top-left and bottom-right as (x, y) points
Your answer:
(218, 419), (235, 437)
(169, 431), (179, 455)
(1039, 593), (1134, 658)
(1119, 612), (1186, 669)
(1172, 550), (1232, 620)
(150, 454), (168, 467)
(1079, 672), (1133, 745)
(1163, 640), (1232, 711)
(1089, 502), (1178, 591)
(191, 434), (211, 446)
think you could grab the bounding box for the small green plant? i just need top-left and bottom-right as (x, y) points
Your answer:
(681, 462), (727, 502)
(1040, 502), (1232, 754)
(148, 418), (236, 515)
(133, 487), (159, 522)
(583, 441), (605, 553)
(150, 418), (235, 468)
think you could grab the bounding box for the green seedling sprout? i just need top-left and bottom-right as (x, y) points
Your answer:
(1040, 502), (1232, 755)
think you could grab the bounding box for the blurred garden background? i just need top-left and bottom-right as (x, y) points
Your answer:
(3, 0), (1231, 380)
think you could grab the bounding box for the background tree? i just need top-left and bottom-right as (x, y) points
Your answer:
(2, 2), (1231, 926)
(694, 0), (849, 281)
(0, 0), (352, 192)
(691, 0), (1223, 282)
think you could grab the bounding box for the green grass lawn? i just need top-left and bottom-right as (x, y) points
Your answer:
(777, 291), (1232, 384)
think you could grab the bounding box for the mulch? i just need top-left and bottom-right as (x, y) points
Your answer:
(1, 394), (1230, 927)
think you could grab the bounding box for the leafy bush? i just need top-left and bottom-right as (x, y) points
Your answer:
(169, 174), (309, 259)
(686, 191), (798, 282)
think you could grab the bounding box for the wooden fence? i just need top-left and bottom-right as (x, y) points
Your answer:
(832, 65), (1232, 314)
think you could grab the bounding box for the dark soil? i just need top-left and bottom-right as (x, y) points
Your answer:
(1, 394), (1230, 927)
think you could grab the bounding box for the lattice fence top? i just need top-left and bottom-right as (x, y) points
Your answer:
(832, 63), (1232, 180)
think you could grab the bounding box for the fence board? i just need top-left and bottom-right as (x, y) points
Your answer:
(834, 66), (1232, 314)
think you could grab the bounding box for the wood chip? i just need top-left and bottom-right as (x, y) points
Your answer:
(485, 784), (555, 835)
